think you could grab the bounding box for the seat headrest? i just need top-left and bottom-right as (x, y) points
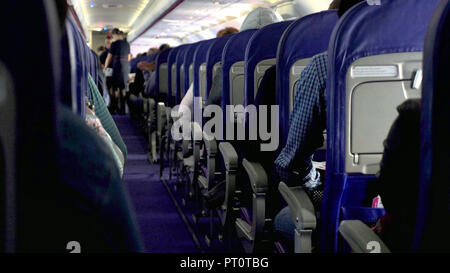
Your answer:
(244, 20), (293, 105)
(205, 34), (236, 94)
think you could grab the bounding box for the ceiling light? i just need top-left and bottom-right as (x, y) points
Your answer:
(129, 0), (151, 27)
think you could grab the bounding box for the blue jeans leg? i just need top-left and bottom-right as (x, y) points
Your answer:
(274, 206), (296, 241)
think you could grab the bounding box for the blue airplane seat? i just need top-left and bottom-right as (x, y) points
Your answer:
(277, 10), (339, 150)
(90, 49), (99, 86)
(324, 0), (441, 253)
(66, 17), (87, 117)
(183, 42), (201, 98)
(60, 27), (76, 109)
(193, 39), (216, 101)
(205, 35), (235, 100)
(167, 45), (184, 107)
(236, 11), (338, 253)
(221, 29), (257, 136)
(243, 20), (293, 107)
(155, 48), (172, 103)
(414, 0), (450, 252)
(176, 45), (191, 104)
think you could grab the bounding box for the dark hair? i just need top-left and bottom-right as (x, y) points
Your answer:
(338, 0), (364, 17)
(112, 28), (121, 35)
(329, 0), (342, 10)
(216, 27), (239, 37)
(159, 44), (170, 51)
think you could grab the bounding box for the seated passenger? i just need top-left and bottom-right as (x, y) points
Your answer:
(372, 99), (421, 252)
(85, 99), (125, 177)
(178, 8), (284, 118)
(52, 0), (143, 252)
(177, 27), (239, 118)
(99, 36), (112, 69)
(273, 0), (363, 242)
(86, 73), (128, 159)
(205, 9), (283, 108)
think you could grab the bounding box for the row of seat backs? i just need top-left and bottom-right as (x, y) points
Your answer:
(321, 0), (442, 252)
(65, 14), (104, 119)
(130, 52), (158, 74)
(415, 0), (450, 251)
(146, 0), (449, 253)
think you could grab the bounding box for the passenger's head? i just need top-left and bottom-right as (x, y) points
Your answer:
(97, 46), (105, 53)
(240, 7), (283, 31)
(216, 27), (239, 37)
(329, 0), (342, 10)
(112, 28), (122, 40)
(338, 0), (364, 17)
(159, 44), (170, 52)
(148, 47), (158, 55)
(105, 36), (112, 49)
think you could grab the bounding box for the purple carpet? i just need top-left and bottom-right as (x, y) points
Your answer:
(113, 115), (199, 253)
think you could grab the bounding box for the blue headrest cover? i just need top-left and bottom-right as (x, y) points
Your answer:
(193, 39), (216, 97)
(183, 42), (201, 93)
(167, 46), (183, 106)
(155, 48), (172, 96)
(175, 45), (191, 103)
(221, 29), (257, 107)
(67, 18), (87, 117)
(205, 34), (235, 97)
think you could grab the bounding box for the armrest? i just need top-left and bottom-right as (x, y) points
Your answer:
(339, 220), (391, 253)
(242, 159), (268, 193)
(278, 182), (316, 230)
(219, 142), (238, 171)
(203, 132), (217, 156)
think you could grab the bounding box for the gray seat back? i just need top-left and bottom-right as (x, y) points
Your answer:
(346, 52), (422, 174)
(158, 63), (169, 96)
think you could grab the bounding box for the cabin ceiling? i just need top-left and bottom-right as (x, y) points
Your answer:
(71, 0), (333, 55)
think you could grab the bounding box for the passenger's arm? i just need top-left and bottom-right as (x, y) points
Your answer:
(274, 58), (326, 185)
(128, 54), (132, 62)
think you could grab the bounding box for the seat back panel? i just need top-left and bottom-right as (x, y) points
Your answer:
(345, 52), (422, 174)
